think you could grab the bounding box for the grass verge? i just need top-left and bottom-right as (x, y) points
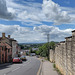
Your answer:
(53, 64), (63, 75)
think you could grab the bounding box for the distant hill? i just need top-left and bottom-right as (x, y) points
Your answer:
(19, 41), (59, 45)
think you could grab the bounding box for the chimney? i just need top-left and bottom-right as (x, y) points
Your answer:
(72, 30), (75, 36)
(8, 35), (10, 38)
(2, 33), (5, 38)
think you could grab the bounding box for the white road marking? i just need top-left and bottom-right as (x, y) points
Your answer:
(4, 58), (31, 74)
(12, 67), (20, 72)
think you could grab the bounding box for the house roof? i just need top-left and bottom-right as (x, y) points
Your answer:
(0, 37), (17, 42)
(5, 43), (12, 49)
(0, 42), (11, 49)
(72, 30), (75, 32)
(60, 41), (65, 43)
(65, 36), (72, 39)
(6, 37), (17, 41)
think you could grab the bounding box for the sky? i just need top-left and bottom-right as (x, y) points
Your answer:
(0, 0), (75, 43)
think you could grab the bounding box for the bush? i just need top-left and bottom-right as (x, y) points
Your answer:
(36, 42), (55, 58)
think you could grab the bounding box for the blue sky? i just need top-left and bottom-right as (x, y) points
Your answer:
(53, 0), (75, 8)
(0, 0), (75, 43)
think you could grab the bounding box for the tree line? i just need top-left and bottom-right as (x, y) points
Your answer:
(36, 41), (55, 57)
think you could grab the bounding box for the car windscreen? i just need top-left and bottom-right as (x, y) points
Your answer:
(21, 56), (26, 58)
(14, 58), (19, 59)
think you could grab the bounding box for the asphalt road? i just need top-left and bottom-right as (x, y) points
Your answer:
(0, 56), (41, 75)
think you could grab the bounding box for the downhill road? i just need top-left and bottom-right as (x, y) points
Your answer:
(0, 56), (41, 75)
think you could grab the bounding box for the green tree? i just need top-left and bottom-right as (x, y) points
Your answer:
(50, 41), (55, 50)
(29, 47), (33, 53)
(36, 42), (55, 58)
(20, 45), (24, 49)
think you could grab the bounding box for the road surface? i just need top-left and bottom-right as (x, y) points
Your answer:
(0, 56), (41, 75)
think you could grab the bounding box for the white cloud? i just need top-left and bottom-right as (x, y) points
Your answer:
(34, 25), (74, 42)
(0, 24), (74, 43)
(0, 0), (75, 43)
(42, 0), (74, 25)
(0, 24), (31, 35)
(0, 0), (74, 25)
(0, 24), (44, 43)
(5, 0), (45, 25)
(0, 0), (15, 20)
(5, 0), (75, 25)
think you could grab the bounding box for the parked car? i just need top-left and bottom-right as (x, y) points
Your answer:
(20, 55), (26, 61)
(30, 53), (36, 56)
(13, 57), (22, 63)
(36, 55), (40, 58)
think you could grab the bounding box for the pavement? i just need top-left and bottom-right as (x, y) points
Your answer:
(0, 63), (12, 67)
(0, 56), (41, 75)
(41, 60), (58, 75)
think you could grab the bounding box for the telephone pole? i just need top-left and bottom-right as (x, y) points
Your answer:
(47, 33), (50, 60)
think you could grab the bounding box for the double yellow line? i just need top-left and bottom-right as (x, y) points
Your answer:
(37, 59), (43, 75)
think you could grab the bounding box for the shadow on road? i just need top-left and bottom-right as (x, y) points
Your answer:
(0, 63), (12, 70)
(0, 59), (28, 70)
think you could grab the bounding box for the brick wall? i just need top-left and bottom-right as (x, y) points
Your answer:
(0, 46), (5, 63)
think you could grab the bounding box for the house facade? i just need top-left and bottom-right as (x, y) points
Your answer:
(12, 41), (18, 58)
(0, 42), (12, 63)
(0, 33), (19, 63)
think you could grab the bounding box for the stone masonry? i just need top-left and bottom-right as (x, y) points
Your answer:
(50, 49), (55, 63)
(50, 30), (75, 75)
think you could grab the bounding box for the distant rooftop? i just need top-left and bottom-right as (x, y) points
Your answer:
(60, 41), (65, 43)
(72, 30), (75, 32)
(65, 36), (72, 39)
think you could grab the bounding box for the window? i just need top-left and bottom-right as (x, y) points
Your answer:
(8, 49), (10, 53)
(2, 47), (4, 51)
(2, 54), (4, 63)
(0, 47), (1, 53)
(0, 55), (1, 63)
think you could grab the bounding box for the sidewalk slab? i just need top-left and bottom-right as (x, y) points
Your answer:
(42, 61), (58, 75)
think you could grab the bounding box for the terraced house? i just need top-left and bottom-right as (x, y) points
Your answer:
(0, 33), (19, 63)
(0, 42), (12, 63)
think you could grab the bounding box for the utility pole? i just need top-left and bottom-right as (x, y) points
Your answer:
(47, 33), (50, 60)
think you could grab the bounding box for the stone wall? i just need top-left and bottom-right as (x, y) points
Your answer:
(49, 49), (55, 63)
(55, 42), (66, 75)
(50, 30), (75, 75)
(65, 36), (73, 75)
(71, 31), (75, 75)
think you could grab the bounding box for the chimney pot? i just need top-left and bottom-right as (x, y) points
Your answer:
(2, 33), (5, 38)
(8, 35), (10, 38)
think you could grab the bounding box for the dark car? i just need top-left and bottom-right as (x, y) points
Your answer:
(20, 56), (26, 61)
(13, 57), (22, 63)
